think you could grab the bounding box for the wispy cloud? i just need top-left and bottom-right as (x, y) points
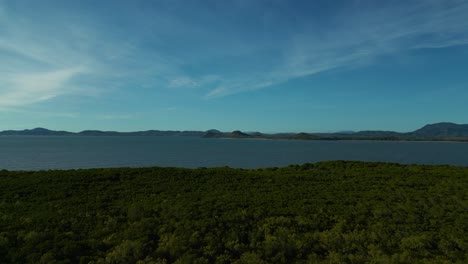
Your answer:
(0, 106), (80, 118)
(168, 77), (199, 88)
(205, 87), (228, 98)
(204, 0), (468, 98)
(1, 0), (468, 107)
(0, 67), (86, 107)
(0, 1), (175, 108)
(0, 2), (95, 108)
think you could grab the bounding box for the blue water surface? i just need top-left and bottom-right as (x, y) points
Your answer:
(0, 136), (467, 170)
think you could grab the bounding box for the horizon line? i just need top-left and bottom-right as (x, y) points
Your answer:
(0, 121), (465, 135)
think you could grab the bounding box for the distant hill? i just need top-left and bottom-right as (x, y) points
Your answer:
(78, 130), (122, 136)
(330, 122), (468, 140)
(203, 130), (251, 138)
(77, 130), (205, 137)
(0, 128), (205, 137)
(335, 131), (355, 134)
(206, 129), (221, 134)
(202, 130), (224, 138)
(351, 130), (402, 138)
(289, 132), (321, 140)
(408, 122), (468, 138)
(0, 128), (73, 136)
(202, 122), (468, 141)
(229, 130), (251, 138)
(2, 122), (468, 141)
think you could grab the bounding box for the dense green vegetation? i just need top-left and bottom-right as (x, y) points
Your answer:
(1, 161), (467, 263)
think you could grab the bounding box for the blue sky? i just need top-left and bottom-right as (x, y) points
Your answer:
(1, 0), (468, 133)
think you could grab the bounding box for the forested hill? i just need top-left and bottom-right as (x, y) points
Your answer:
(1, 161), (467, 263)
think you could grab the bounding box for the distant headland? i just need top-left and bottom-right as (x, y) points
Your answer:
(1, 122), (468, 142)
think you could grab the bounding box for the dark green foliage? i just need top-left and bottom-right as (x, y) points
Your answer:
(1, 161), (467, 263)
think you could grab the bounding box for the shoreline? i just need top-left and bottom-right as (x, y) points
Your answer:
(1, 160), (467, 172)
(208, 135), (468, 143)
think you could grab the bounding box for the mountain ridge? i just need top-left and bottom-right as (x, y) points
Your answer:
(0, 128), (205, 137)
(1, 122), (468, 141)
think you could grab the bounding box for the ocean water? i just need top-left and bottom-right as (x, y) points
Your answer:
(0, 136), (467, 170)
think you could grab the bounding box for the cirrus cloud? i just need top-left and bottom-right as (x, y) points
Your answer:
(0, 67), (86, 107)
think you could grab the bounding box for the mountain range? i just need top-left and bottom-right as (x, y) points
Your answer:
(1, 122), (468, 141)
(0, 128), (205, 137)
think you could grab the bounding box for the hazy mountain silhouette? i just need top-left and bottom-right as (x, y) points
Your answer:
(408, 122), (468, 138)
(1, 122), (468, 140)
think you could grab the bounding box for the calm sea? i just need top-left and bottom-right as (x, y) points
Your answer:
(0, 136), (467, 170)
